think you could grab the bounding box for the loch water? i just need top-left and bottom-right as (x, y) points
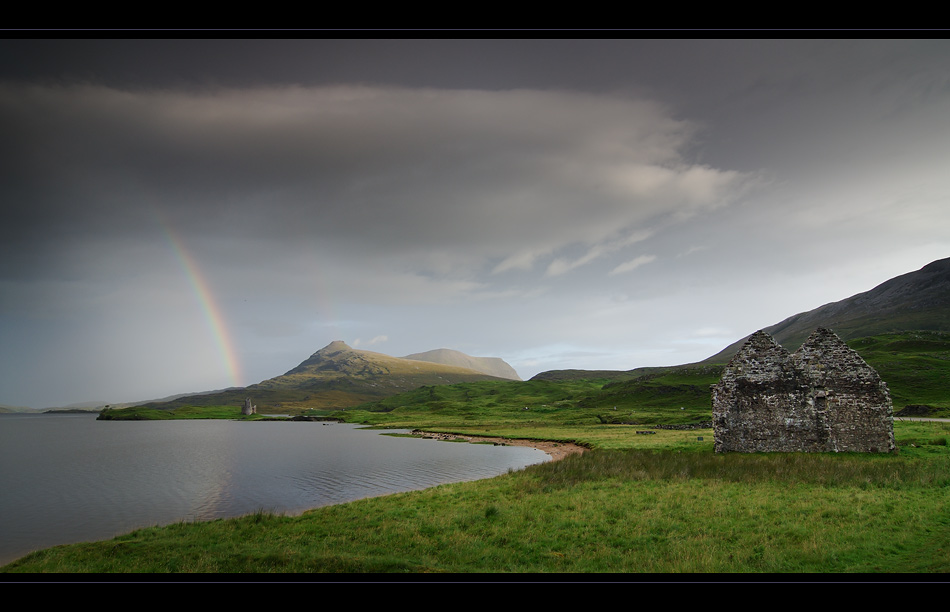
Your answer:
(0, 413), (549, 566)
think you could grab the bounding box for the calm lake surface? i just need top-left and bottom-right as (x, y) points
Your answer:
(0, 413), (549, 565)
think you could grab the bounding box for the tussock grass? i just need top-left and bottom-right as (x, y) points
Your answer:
(5, 421), (949, 574)
(532, 447), (950, 490)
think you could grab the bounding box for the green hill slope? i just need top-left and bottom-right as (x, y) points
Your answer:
(533, 257), (950, 383)
(849, 331), (950, 416)
(126, 341), (508, 415)
(351, 332), (950, 432)
(705, 257), (950, 364)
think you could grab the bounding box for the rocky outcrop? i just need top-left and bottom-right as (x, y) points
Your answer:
(712, 328), (895, 453)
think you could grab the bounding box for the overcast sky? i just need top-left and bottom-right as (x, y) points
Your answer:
(2, 37), (949, 408)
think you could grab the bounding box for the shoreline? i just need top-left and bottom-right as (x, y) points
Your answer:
(409, 430), (588, 462)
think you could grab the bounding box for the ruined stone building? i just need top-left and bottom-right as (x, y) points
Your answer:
(712, 328), (895, 453)
(242, 397), (257, 416)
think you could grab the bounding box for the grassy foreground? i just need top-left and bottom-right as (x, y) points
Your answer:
(3, 420), (949, 573)
(4, 331), (948, 573)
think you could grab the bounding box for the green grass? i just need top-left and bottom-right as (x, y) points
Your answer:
(851, 331), (950, 416)
(103, 331), (950, 425)
(7, 330), (948, 573)
(5, 420), (949, 573)
(338, 332), (950, 430)
(337, 370), (718, 435)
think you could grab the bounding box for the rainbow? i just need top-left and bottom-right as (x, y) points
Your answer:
(155, 216), (244, 388)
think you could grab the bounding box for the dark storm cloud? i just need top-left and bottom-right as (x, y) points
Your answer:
(2, 38), (949, 408)
(0, 82), (752, 280)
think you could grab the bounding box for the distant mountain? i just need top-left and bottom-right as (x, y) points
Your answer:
(138, 341), (508, 413)
(533, 256), (950, 381)
(402, 348), (521, 380)
(31, 387), (246, 412)
(0, 404), (40, 414)
(703, 256), (950, 363)
(44, 400), (109, 410)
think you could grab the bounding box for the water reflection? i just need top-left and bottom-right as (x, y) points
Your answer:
(0, 413), (548, 565)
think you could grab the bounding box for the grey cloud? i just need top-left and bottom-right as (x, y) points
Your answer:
(0, 84), (752, 280)
(4, 40), (950, 408)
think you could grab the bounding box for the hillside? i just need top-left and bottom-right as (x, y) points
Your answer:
(402, 348), (521, 380)
(131, 341), (509, 414)
(704, 257), (950, 363)
(105, 258), (950, 418)
(0, 404), (38, 414)
(350, 331), (950, 431)
(534, 257), (950, 382)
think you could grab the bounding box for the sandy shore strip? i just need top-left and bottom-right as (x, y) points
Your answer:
(410, 430), (587, 462)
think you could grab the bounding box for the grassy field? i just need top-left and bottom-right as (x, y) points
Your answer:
(851, 331), (950, 415)
(4, 331), (948, 574)
(98, 331), (950, 424)
(3, 420), (948, 573)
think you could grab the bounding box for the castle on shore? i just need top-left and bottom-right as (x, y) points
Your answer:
(711, 328), (895, 453)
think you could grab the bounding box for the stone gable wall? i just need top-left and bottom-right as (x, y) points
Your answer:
(712, 328), (895, 453)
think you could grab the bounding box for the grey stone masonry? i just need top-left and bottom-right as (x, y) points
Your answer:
(712, 328), (895, 453)
(242, 397), (257, 416)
